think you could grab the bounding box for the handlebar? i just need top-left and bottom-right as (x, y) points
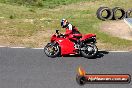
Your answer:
(56, 30), (59, 34)
(55, 29), (66, 38)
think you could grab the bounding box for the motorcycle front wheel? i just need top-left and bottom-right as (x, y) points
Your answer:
(44, 43), (60, 58)
(81, 44), (98, 58)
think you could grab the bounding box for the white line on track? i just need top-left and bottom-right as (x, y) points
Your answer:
(10, 47), (26, 48)
(0, 46), (131, 52)
(98, 50), (130, 52)
(0, 46), (6, 47)
(32, 48), (43, 49)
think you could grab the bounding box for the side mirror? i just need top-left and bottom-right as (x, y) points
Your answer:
(56, 30), (59, 34)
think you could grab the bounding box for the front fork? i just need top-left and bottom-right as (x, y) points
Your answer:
(48, 42), (57, 46)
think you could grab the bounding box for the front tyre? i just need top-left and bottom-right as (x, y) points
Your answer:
(44, 43), (60, 58)
(81, 44), (98, 58)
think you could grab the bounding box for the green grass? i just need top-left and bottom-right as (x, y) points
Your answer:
(0, 0), (132, 49)
(0, 0), (96, 8)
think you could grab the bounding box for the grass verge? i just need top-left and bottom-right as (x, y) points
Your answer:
(0, 0), (132, 50)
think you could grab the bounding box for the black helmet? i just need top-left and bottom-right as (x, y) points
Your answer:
(61, 19), (68, 28)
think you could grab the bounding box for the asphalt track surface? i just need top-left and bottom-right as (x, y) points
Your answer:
(0, 47), (132, 88)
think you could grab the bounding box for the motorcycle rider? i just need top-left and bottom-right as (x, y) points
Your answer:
(61, 19), (82, 48)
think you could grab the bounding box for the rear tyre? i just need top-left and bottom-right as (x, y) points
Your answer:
(44, 43), (60, 58)
(96, 7), (113, 21)
(81, 44), (98, 58)
(112, 7), (126, 20)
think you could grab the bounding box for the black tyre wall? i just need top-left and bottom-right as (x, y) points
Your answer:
(126, 9), (132, 18)
(112, 7), (126, 20)
(96, 7), (113, 21)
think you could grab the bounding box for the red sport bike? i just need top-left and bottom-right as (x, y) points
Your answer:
(44, 30), (98, 58)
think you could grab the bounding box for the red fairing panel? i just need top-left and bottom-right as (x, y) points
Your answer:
(65, 28), (72, 35)
(56, 38), (76, 55)
(50, 35), (57, 42)
(80, 33), (96, 41)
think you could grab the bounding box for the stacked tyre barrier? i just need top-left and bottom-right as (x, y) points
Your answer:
(96, 7), (132, 21)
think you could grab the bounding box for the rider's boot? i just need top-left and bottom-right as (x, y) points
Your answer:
(74, 40), (80, 49)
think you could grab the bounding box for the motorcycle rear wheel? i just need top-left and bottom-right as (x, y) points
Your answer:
(44, 43), (60, 58)
(81, 44), (98, 58)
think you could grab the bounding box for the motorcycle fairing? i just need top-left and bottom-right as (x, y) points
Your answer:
(50, 35), (57, 42)
(55, 38), (76, 55)
(80, 33), (96, 41)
